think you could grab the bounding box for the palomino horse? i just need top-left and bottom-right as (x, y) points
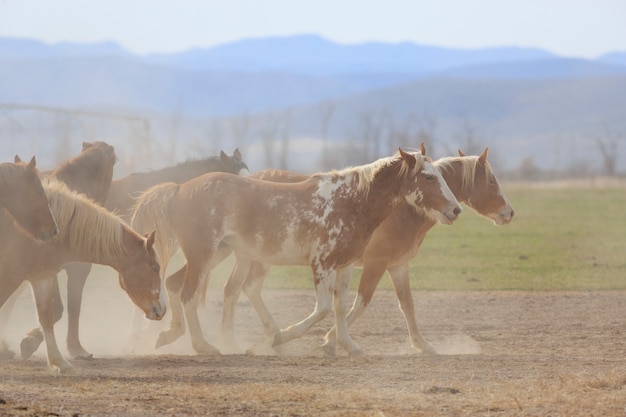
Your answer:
(0, 141), (117, 360)
(222, 147), (514, 355)
(132, 149), (461, 357)
(14, 148), (249, 360)
(0, 180), (165, 372)
(0, 156), (59, 242)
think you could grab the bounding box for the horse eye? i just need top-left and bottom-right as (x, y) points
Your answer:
(425, 174), (435, 182)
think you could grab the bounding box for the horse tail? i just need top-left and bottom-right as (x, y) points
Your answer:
(130, 182), (180, 273)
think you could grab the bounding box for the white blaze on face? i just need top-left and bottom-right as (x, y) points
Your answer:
(239, 168), (251, 177)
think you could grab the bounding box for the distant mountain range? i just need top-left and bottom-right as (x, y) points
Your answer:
(1, 34), (625, 173)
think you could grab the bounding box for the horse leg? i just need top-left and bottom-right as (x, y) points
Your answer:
(30, 278), (72, 373)
(323, 258), (388, 356)
(221, 255), (252, 349)
(0, 282), (28, 334)
(65, 262), (93, 359)
(184, 271), (220, 355)
(388, 263), (436, 354)
(0, 279), (26, 353)
(21, 275), (63, 360)
(332, 264), (364, 358)
(155, 264), (187, 349)
(241, 261), (278, 338)
(272, 267), (335, 347)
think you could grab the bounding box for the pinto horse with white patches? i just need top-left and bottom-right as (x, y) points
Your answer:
(226, 147), (513, 355)
(132, 149), (461, 357)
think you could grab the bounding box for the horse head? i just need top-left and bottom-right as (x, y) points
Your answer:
(220, 148), (250, 177)
(117, 229), (166, 321)
(3, 155), (59, 241)
(455, 147), (515, 225)
(398, 147), (462, 225)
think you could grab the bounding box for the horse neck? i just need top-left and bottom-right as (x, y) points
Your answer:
(52, 155), (113, 204)
(343, 161), (407, 232)
(121, 158), (223, 190)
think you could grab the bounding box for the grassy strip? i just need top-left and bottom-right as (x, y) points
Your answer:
(229, 185), (626, 291)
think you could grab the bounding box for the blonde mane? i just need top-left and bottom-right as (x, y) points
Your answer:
(43, 179), (127, 261)
(329, 151), (424, 195)
(434, 155), (491, 192)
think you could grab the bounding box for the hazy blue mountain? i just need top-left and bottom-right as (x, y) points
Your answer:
(598, 51), (626, 66)
(0, 37), (130, 59)
(145, 34), (557, 74)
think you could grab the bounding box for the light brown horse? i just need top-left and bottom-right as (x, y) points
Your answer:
(13, 148), (249, 360)
(0, 141), (118, 360)
(0, 156), (59, 242)
(0, 180), (165, 372)
(223, 147), (514, 355)
(132, 149), (461, 357)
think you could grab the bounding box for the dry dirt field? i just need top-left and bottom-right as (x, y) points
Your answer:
(1, 288), (626, 416)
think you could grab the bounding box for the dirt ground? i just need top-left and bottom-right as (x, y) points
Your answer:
(1, 288), (626, 416)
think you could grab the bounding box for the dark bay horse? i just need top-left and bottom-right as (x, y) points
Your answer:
(224, 147), (514, 355)
(0, 156), (59, 242)
(0, 180), (165, 372)
(132, 149), (461, 357)
(17, 149), (250, 360)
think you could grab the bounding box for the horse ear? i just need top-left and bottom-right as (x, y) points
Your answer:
(419, 142), (426, 156)
(220, 150), (229, 164)
(233, 148), (242, 160)
(479, 147), (489, 164)
(398, 148), (417, 169)
(14, 155), (22, 163)
(26, 156), (37, 170)
(82, 142), (93, 151)
(458, 149), (466, 157)
(145, 230), (156, 250)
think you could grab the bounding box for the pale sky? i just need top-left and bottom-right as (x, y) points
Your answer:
(0, 0), (625, 58)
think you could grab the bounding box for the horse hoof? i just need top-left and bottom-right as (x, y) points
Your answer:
(156, 330), (182, 349)
(48, 360), (74, 374)
(20, 336), (40, 360)
(349, 349), (366, 361)
(193, 343), (220, 356)
(416, 341), (437, 355)
(69, 347), (93, 360)
(322, 343), (337, 357)
(271, 331), (287, 347)
(74, 353), (94, 361)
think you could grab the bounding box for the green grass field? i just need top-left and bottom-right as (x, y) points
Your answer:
(206, 184), (626, 292)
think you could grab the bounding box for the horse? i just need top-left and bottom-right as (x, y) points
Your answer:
(222, 147), (515, 355)
(12, 148), (250, 360)
(131, 148), (461, 357)
(0, 156), (59, 242)
(104, 149), (250, 216)
(0, 141), (118, 360)
(0, 179), (165, 372)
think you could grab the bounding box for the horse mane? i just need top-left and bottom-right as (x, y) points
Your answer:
(128, 157), (222, 179)
(326, 151), (424, 195)
(43, 179), (127, 261)
(434, 155), (491, 192)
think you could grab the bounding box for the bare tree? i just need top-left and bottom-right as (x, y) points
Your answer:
(230, 113), (250, 152)
(591, 126), (623, 176)
(455, 116), (484, 155)
(278, 110), (292, 170)
(259, 113), (280, 168)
